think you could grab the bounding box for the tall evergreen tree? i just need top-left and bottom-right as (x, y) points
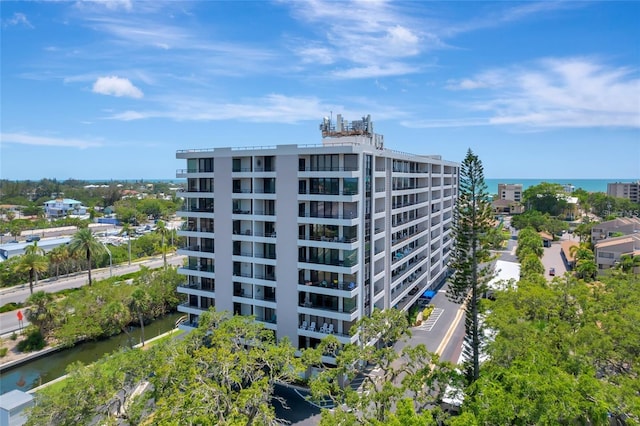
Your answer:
(447, 149), (494, 382)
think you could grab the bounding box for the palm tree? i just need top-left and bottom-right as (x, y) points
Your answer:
(25, 240), (45, 256)
(69, 228), (103, 286)
(26, 291), (56, 336)
(128, 288), (151, 346)
(120, 223), (134, 266)
(14, 250), (49, 294)
(48, 245), (69, 280)
(155, 220), (169, 270)
(618, 254), (640, 273)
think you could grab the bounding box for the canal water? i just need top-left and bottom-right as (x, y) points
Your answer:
(0, 312), (182, 394)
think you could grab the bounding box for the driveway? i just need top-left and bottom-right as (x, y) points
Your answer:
(541, 233), (579, 280)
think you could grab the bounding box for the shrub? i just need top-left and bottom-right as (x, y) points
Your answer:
(422, 306), (434, 318)
(17, 329), (46, 352)
(0, 347), (8, 357)
(10, 332), (17, 341)
(0, 302), (23, 313)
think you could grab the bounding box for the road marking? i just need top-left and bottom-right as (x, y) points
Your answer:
(419, 308), (444, 331)
(435, 305), (465, 356)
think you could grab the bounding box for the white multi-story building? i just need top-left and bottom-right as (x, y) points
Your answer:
(174, 115), (459, 352)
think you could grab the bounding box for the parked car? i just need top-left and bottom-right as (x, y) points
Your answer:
(26, 235), (41, 242)
(549, 267), (555, 276)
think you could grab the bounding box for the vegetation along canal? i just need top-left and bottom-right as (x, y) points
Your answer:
(1, 312), (182, 394)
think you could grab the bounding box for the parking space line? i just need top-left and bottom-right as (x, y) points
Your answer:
(418, 308), (444, 331)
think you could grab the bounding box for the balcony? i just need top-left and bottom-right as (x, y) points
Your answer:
(299, 166), (359, 172)
(177, 301), (207, 316)
(300, 279), (357, 291)
(301, 235), (358, 244)
(298, 257), (357, 268)
(180, 245), (215, 254)
(180, 264), (215, 273)
(298, 301), (357, 314)
(298, 189), (359, 196)
(298, 212), (358, 220)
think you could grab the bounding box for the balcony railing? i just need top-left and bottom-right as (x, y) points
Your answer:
(298, 166), (359, 172)
(180, 245), (215, 253)
(298, 257), (357, 267)
(178, 282), (215, 292)
(254, 273), (276, 281)
(298, 302), (357, 314)
(233, 272), (253, 279)
(300, 235), (358, 243)
(301, 280), (357, 291)
(298, 189), (359, 196)
(183, 264), (215, 273)
(298, 213), (358, 220)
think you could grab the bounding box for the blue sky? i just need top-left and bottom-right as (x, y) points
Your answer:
(1, 1), (639, 180)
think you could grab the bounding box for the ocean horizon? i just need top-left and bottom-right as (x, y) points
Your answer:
(485, 178), (638, 194)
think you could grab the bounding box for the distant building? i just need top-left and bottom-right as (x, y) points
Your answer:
(43, 198), (86, 218)
(0, 237), (71, 261)
(607, 181), (640, 203)
(594, 234), (640, 273)
(491, 199), (524, 215)
(497, 183), (522, 202)
(591, 217), (640, 245)
(538, 231), (553, 247)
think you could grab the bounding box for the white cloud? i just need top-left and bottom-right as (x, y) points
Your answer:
(439, 58), (640, 129)
(286, 1), (428, 77)
(0, 132), (102, 149)
(332, 63), (420, 79)
(3, 12), (33, 28)
(401, 118), (491, 129)
(105, 93), (406, 124)
(76, 0), (132, 12)
(92, 76), (143, 98)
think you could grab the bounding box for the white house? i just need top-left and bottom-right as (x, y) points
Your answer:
(43, 198), (87, 218)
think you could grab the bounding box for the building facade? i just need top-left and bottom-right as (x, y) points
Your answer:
(497, 183), (523, 202)
(174, 116), (459, 351)
(43, 198), (87, 218)
(594, 234), (640, 273)
(590, 217), (640, 245)
(607, 181), (640, 203)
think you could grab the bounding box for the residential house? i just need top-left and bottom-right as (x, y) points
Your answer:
(43, 198), (87, 218)
(590, 217), (640, 245)
(594, 234), (640, 273)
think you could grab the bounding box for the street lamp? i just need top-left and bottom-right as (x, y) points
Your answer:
(101, 241), (112, 277)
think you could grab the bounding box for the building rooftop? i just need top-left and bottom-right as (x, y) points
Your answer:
(0, 389), (33, 410)
(44, 198), (83, 204)
(595, 234), (640, 249)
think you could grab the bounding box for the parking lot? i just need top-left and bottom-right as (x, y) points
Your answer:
(541, 232), (579, 280)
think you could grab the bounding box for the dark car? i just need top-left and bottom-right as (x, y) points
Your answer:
(26, 235), (41, 242)
(549, 267), (555, 276)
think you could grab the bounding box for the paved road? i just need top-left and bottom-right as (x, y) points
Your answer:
(0, 254), (186, 335)
(541, 232), (579, 280)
